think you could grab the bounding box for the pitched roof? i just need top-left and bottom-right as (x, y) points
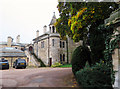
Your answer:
(0, 53), (26, 57)
(0, 47), (26, 57)
(0, 47), (24, 53)
(49, 12), (56, 25)
(0, 42), (26, 47)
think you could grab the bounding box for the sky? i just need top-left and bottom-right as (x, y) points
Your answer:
(0, 0), (59, 44)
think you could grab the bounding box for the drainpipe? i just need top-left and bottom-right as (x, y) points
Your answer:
(48, 34), (50, 66)
(66, 37), (69, 64)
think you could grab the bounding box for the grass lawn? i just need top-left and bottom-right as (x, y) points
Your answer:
(59, 64), (72, 68)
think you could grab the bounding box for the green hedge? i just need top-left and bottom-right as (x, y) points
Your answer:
(76, 61), (115, 89)
(71, 46), (91, 75)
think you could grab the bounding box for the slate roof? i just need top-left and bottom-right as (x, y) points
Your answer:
(0, 47), (26, 57)
(0, 42), (26, 47)
(0, 53), (26, 57)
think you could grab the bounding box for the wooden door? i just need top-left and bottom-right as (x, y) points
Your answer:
(49, 58), (52, 67)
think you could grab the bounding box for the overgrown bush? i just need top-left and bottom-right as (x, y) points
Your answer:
(51, 62), (62, 67)
(76, 61), (115, 89)
(71, 46), (91, 75)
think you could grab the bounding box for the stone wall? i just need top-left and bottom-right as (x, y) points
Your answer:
(112, 26), (120, 71)
(49, 37), (62, 64)
(38, 39), (49, 65)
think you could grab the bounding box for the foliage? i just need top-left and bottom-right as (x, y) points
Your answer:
(31, 53), (46, 67)
(55, 2), (118, 42)
(89, 24), (114, 64)
(58, 64), (72, 68)
(55, 2), (118, 65)
(51, 62), (62, 67)
(71, 46), (91, 75)
(55, 2), (72, 39)
(76, 61), (115, 89)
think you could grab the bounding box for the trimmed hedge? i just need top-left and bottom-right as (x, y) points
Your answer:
(76, 61), (115, 89)
(71, 46), (91, 75)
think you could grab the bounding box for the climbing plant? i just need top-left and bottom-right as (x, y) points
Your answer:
(103, 24), (120, 85)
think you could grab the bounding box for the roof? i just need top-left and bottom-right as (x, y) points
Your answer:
(0, 47), (26, 57)
(0, 47), (23, 53)
(0, 42), (26, 47)
(0, 53), (26, 57)
(49, 12), (56, 25)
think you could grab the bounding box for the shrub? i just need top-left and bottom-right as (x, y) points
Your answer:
(76, 61), (115, 89)
(51, 62), (62, 67)
(71, 46), (91, 75)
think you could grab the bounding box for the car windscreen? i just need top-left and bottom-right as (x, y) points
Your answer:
(0, 60), (8, 62)
(18, 59), (26, 62)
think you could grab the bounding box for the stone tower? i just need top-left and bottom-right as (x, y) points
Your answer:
(49, 12), (57, 33)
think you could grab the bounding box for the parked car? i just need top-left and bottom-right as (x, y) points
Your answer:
(13, 58), (26, 69)
(0, 58), (9, 69)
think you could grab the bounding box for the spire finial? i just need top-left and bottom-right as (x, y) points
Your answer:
(53, 12), (55, 15)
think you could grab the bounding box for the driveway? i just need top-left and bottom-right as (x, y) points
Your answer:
(0, 68), (72, 87)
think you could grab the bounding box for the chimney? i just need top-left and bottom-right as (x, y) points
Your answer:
(43, 25), (47, 33)
(7, 36), (13, 47)
(36, 30), (39, 38)
(16, 35), (20, 43)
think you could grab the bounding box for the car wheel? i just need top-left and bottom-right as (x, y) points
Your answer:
(15, 66), (17, 69)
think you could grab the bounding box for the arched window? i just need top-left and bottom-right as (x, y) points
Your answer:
(52, 39), (55, 46)
(63, 54), (65, 61)
(52, 26), (55, 33)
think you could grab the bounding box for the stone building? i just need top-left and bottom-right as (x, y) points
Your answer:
(0, 35), (28, 67)
(0, 35), (26, 51)
(33, 13), (82, 66)
(0, 47), (27, 67)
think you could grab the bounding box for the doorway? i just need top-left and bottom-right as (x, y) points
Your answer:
(49, 58), (52, 67)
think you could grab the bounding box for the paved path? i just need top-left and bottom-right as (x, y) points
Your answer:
(0, 68), (72, 87)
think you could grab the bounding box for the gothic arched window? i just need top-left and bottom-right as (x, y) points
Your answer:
(52, 26), (55, 33)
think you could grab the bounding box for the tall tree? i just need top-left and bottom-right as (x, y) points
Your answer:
(55, 2), (119, 64)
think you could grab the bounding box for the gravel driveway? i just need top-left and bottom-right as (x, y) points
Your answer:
(0, 68), (72, 87)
